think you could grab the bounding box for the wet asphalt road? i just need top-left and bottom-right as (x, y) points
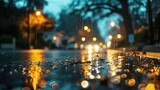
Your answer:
(0, 50), (159, 90)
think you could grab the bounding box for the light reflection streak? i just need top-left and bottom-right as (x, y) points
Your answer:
(27, 50), (44, 90)
(81, 46), (101, 79)
(107, 51), (123, 77)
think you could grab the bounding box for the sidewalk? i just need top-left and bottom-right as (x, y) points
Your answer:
(108, 49), (160, 59)
(142, 43), (160, 52)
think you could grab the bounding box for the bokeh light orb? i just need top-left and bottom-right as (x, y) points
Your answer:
(81, 80), (90, 88)
(50, 82), (59, 88)
(127, 78), (136, 87)
(84, 26), (89, 30)
(39, 80), (46, 88)
(45, 69), (50, 74)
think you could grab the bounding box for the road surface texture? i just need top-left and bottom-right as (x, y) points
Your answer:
(0, 50), (159, 90)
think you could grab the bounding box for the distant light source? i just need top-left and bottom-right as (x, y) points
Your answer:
(108, 35), (112, 40)
(107, 41), (111, 48)
(94, 45), (99, 50)
(110, 21), (115, 27)
(35, 10), (41, 16)
(87, 29), (91, 33)
(117, 34), (121, 39)
(93, 37), (97, 41)
(74, 43), (78, 49)
(53, 36), (57, 41)
(89, 75), (95, 79)
(88, 45), (93, 50)
(80, 44), (84, 49)
(102, 45), (106, 48)
(84, 26), (89, 30)
(81, 37), (86, 42)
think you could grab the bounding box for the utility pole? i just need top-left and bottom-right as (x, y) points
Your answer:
(147, 0), (154, 44)
(27, 8), (30, 49)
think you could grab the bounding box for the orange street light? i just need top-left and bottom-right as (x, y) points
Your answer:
(117, 34), (121, 39)
(35, 10), (41, 16)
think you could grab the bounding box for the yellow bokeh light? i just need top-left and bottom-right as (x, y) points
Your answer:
(128, 78), (136, 87)
(145, 83), (155, 90)
(87, 29), (91, 32)
(84, 26), (89, 30)
(81, 37), (86, 42)
(93, 37), (97, 41)
(99, 42), (103, 46)
(121, 73), (127, 78)
(89, 75), (95, 79)
(102, 45), (106, 48)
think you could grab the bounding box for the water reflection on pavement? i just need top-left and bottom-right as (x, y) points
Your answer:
(0, 49), (159, 90)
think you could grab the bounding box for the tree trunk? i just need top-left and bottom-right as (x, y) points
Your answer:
(147, 0), (154, 44)
(120, 0), (134, 44)
(123, 14), (134, 44)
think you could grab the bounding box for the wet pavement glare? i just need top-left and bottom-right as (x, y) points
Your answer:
(0, 50), (160, 90)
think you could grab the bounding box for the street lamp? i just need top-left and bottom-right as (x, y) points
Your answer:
(35, 10), (42, 48)
(108, 35), (112, 40)
(110, 21), (115, 27)
(27, 10), (42, 49)
(117, 34), (121, 39)
(35, 10), (41, 16)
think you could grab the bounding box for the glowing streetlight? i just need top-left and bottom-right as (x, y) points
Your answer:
(84, 26), (89, 30)
(81, 37), (86, 42)
(108, 35), (112, 40)
(92, 37), (97, 41)
(110, 21), (115, 27)
(117, 34), (121, 39)
(35, 10), (41, 16)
